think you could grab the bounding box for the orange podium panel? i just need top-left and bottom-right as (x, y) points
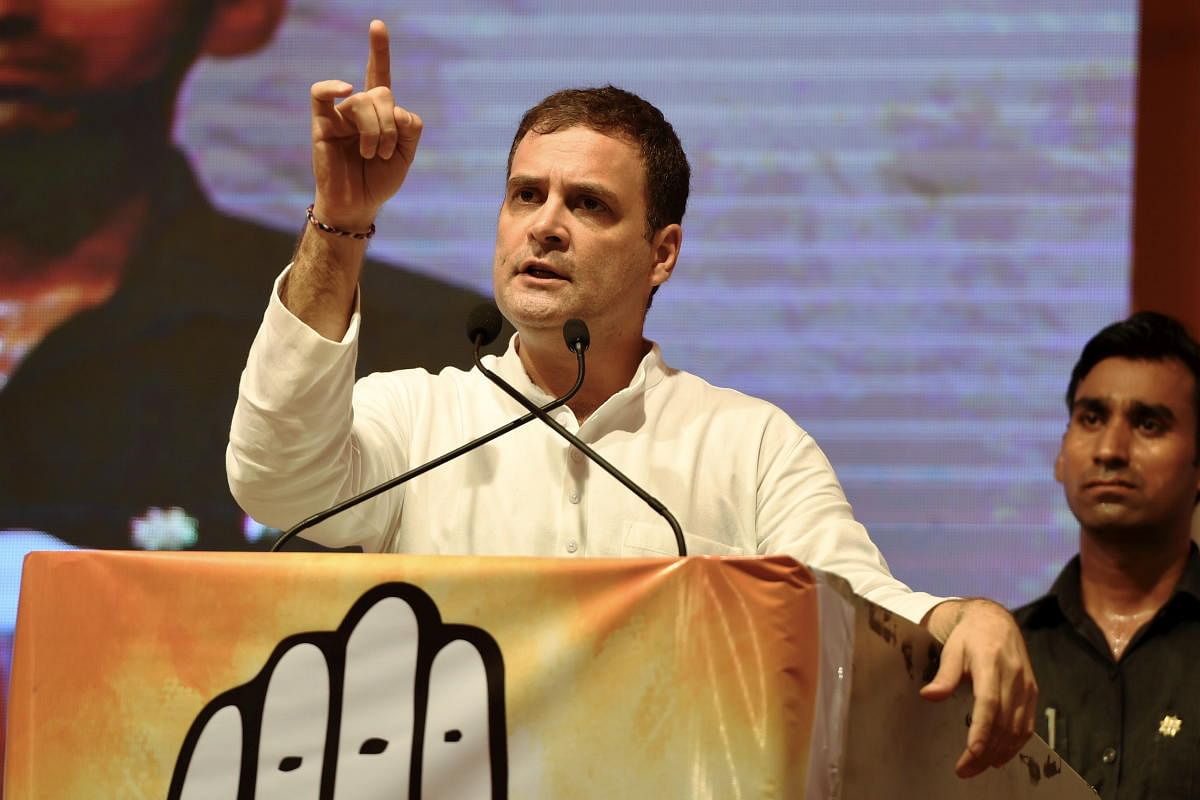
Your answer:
(6, 551), (829, 798)
(5, 550), (1097, 799)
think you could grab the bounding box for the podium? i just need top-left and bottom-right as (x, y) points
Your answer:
(5, 551), (1095, 798)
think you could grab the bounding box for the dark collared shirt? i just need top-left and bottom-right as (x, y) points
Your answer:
(1014, 544), (1200, 800)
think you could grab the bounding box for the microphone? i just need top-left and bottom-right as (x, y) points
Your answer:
(470, 310), (687, 557)
(269, 308), (582, 551)
(466, 303), (504, 347)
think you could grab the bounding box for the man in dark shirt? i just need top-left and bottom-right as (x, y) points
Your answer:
(1015, 311), (1200, 799)
(0, 0), (491, 549)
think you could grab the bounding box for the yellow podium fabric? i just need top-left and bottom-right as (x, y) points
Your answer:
(6, 551), (824, 799)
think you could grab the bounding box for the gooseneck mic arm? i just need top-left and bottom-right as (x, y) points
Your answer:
(471, 314), (688, 558)
(269, 307), (583, 552)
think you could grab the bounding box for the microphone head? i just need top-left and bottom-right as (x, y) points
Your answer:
(563, 318), (590, 353)
(466, 304), (504, 346)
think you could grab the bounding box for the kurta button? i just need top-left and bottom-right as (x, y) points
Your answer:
(568, 491), (580, 504)
(570, 448), (584, 463)
(566, 540), (579, 553)
(1101, 747), (1117, 764)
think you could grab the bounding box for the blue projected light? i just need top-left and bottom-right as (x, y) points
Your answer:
(0, 534), (76, 630)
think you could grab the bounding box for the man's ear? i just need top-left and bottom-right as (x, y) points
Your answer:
(201, 0), (286, 58)
(649, 223), (682, 289)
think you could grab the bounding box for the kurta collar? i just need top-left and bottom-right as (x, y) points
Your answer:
(486, 333), (670, 431)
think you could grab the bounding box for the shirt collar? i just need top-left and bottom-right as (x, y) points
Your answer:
(1175, 540), (1200, 603)
(488, 333), (670, 426)
(1028, 541), (1200, 628)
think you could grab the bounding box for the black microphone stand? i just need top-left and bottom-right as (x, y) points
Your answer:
(270, 352), (585, 552)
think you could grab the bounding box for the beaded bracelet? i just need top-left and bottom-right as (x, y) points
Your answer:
(306, 204), (376, 240)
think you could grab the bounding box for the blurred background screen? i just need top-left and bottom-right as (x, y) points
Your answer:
(0, 0), (1136, 701)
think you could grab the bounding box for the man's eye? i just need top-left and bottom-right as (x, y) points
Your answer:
(578, 196), (606, 212)
(1136, 418), (1163, 433)
(514, 188), (537, 203)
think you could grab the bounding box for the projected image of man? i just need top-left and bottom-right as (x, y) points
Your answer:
(0, 0), (488, 549)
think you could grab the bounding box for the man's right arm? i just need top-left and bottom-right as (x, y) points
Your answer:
(285, 18), (422, 340)
(226, 20), (421, 545)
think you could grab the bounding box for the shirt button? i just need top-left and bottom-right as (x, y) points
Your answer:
(568, 490), (580, 504)
(566, 540), (579, 553)
(1101, 747), (1118, 765)
(570, 448), (584, 463)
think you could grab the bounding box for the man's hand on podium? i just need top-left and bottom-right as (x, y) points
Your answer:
(919, 597), (1038, 779)
(170, 584), (507, 799)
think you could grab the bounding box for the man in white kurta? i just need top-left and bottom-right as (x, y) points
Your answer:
(230, 272), (942, 624)
(226, 20), (1037, 778)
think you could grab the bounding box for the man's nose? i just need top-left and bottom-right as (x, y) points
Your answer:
(1093, 420), (1131, 467)
(528, 199), (569, 251)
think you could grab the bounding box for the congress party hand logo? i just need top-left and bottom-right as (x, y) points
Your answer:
(168, 583), (507, 799)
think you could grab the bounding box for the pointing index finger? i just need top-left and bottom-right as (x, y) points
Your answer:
(365, 19), (392, 90)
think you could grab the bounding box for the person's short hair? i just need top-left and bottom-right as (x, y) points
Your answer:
(1066, 310), (1200, 462)
(506, 85), (691, 238)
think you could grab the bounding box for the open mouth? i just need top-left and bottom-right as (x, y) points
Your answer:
(520, 261), (568, 281)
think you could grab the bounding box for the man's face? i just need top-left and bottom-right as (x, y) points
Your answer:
(492, 126), (675, 340)
(0, 0), (204, 133)
(1056, 356), (1200, 541)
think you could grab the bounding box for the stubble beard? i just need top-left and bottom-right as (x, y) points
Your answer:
(493, 256), (575, 334)
(496, 285), (572, 335)
(1074, 496), (1185, 552)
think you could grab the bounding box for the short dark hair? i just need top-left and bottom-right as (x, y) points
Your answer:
(1066, 310), (1200, 461)
(506, 85), (691, 238)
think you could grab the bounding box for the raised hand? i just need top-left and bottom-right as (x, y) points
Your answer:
(282, 19), (421, 340)
(309, 19), (422, 232)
